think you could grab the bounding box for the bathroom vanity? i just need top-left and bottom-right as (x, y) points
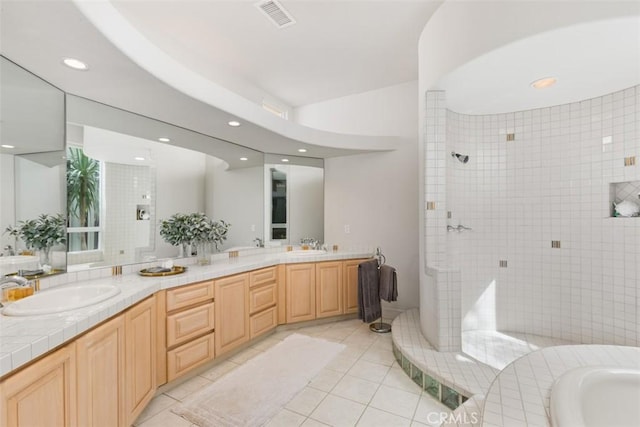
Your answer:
(0, 250), (369, 426)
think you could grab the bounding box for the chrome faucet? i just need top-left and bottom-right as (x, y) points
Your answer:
(300, 238), (319, 249)
(253, 237), (264, 248)
(0, 275), (30, 308)
(0, 275), (28, 287)
(2, 245), (15, 257)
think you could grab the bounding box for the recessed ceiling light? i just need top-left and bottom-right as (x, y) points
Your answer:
(281, 158), (289, 163)
(134, 156), (145, 161)
(1, 144), (15, 149)
(158, 137), (171, 142)
(297, 148), (307, 153)
(228, 120), (241, 127)
(62, 57), (89, 71)
(240, 157), (248, 161)
(531, 77), (557, 89)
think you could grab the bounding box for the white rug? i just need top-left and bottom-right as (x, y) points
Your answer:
(172, 333), (345, 427)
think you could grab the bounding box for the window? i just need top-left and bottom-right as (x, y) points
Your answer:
(66, 146), (102, 252)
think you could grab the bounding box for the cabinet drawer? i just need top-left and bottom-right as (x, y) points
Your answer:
(167, 333), (215, 382)
(250, 267), (277, 289)
(250, 306), (277, 339)
(249, 283), (277, 315)
(166, 281), (214, 312)
(166, 302), (215, 348)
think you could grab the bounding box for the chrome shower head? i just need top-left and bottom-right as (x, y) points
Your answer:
(451, 151), (469, 164)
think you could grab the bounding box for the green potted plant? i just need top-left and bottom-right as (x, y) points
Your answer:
(159, 213), (230, 263)
(159, 213), (193, 257)
(5, 213), (66, 266)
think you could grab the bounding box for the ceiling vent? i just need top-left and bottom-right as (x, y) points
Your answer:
(255, 0), (296, 29)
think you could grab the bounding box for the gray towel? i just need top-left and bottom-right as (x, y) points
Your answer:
(358, 259), (381, 323)
(379, 264), (398, 302)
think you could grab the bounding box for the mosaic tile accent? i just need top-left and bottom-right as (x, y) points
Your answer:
(441, 384), (460, 410)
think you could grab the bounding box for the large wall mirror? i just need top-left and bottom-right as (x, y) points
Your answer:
(0, 57), (67, 275)
(1, 55), (326, 274)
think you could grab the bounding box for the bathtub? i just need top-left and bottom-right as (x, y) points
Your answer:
(550, 366), (640, 427)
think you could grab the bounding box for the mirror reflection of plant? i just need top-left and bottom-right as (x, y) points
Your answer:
(66, 147), (100, 251)
(5, 213), (66, 251)
(159, 213), (192, 247)
(159, 213), (230, 252)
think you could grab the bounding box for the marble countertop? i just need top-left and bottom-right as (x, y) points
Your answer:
(481, 344), (640, 427)
(0, 249), (372, 378)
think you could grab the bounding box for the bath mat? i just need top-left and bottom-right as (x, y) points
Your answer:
(172, 333), (345, 427)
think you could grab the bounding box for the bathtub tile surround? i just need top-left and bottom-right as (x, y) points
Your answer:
(482, 345), (640, 427)
(423, 85), (640, 349)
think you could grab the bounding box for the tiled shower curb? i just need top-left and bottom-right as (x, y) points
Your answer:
(391, 340), (470, 410)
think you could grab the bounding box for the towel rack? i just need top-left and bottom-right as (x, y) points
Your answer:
(370, 247), (392, 334)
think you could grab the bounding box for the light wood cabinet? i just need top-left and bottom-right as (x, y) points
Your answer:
(76, 315), (125, 427)
(76, 296), (156, 427)
(166, 302), (215, 348)
(343, 259), (367, 314)
(166, 280), (214, 311)
(167, 333), (215, 382)
(161, 281), (216, 384)
(248, 267), (279, 339)
(215, 273), (250, 356)
(286, 263), (316, 323)
(250, 306), (278, 339)
(316, 261), (343, 318)
(0, 344), (77, 427)
(124, 296), (156, 425)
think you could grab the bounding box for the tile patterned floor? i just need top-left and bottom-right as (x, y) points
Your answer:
(461, 330), (575, 370)
(134, 318), (451, 427)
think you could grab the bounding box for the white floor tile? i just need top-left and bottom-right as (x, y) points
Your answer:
(199, 360), (238, 382)
(382, 367), (423, 395)
(164, 375), (212, 401)
(356, 406), (411, 427)
(369, 385), (420, 419)
(301, 418), (331, 427)
(309, 368), (344, 392)
(361, 347), (396, 366)
(137, 408), (193, 427)
(412, 394), (450, 426)
(310, 395), (366, 427)
(134, 394), (178, 425)
(325, 354), (359, 373)
(285, 387), (327, 416)
(347, 359), (391, 383)
(331, 374), (380, 404)
(265, 408), (308, 427)
(229, 347), (262, 364)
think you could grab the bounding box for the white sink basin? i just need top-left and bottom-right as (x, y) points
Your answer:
(0, 256), (39, 276)
(286, 249), (327, 256)
(2, 284), (121, 316)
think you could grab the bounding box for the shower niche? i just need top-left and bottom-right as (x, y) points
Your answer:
(609, 180), (640, 217)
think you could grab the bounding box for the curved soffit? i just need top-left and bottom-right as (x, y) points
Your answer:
(72, 0), (402, 153)
(418, 0), (640, 104)
(437, 16), (640, 115)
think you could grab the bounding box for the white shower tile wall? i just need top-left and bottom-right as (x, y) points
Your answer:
(424, 91), (464, 352)
(444, 85), (639, 346)
(103, 163), (157, 266)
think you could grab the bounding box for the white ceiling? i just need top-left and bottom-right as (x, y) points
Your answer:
(110, 0), (442, 108)
(438, 15), (640, 115)
(1, 0), (638, 162)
